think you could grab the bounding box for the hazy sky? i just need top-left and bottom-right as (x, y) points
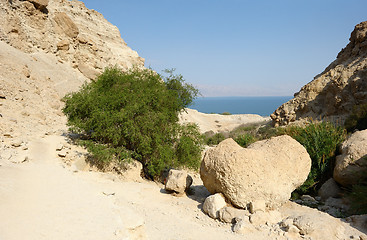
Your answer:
(83, 0), (367, 97)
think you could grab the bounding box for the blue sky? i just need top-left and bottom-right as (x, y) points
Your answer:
(83, 0), (367, 97)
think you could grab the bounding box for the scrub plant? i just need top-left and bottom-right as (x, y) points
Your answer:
(63, 67), (202, 179)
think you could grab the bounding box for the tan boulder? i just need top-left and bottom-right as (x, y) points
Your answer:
(334, 129), (367, 186)
(203, 193), (227, 219)
(53, 12), (79, 38)
(200, 136), (311, 208)
(165, 169), (193, 194)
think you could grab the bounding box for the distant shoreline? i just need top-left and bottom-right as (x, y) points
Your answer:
(189, 96), (292, 116)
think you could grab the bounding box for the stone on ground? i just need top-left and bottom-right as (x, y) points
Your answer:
(318, 178), (341, 201)
(200, 136), (311, 208)
(218, 206), (250, 223)
(334, 129), (367, 186)
(203, 193), (227, 219)
(165, 169), (193, 194)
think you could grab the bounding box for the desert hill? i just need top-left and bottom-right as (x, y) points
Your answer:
(271, 21), (367, 126)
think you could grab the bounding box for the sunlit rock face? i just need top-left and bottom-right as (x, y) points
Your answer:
(271, 21), (367, 126)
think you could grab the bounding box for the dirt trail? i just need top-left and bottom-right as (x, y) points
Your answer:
(0, 135), (259, 240)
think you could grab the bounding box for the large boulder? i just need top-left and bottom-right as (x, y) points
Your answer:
(334, 129), (367, 186)
(200, 136), (311, 208)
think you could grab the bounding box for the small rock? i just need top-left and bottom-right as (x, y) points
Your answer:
(249, 200), (266, 213)
(11, 156), (29, 164)
(11, 140), (22, 147)
(318, 178), (341, 201)
(301, 195), (316, 202)
(218, 206), (250, 223)
(57, 39), (70, 51)
(203, 193), (227, 219)
(233, 217), (256, 234)
(0, 91), (5, 99)
(56, 144), (63, 151)
(280, 218), (293, 228)
(165, 169), (193, 194)
(58, 150), (67, 157)
(287, 225), (300, 235)
(293, 215), (315, 235)
(250, 210), (282, 226)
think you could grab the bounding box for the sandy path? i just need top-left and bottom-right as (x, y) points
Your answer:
(1, 135), (364, 240)
(0, 136), (261, 240)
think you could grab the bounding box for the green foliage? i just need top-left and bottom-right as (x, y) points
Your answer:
(221, 112), (232, 115)
(63, 67), (202, 179)
(286, 122), (346, 195)
(205, 132), (226, 146)
(344, 103), (367, 132)
(234, 134), (256, 147)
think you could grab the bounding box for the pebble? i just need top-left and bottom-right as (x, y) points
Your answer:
(58, 150), (67, 157)
(11, 140), (22, 147)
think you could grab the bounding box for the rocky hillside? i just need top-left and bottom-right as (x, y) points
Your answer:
(271, 21), (367, 126)
(0, 0), (144, 140)
(0, 0), (144, 80)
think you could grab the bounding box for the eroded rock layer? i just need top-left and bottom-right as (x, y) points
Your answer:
(271, 21), (367, 126)
(0, 0), (144, 80)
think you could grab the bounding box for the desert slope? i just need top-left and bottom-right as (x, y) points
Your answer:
(271, 21), (367, 126)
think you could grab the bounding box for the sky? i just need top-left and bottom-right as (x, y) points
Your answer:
(82, 0), (367, 97)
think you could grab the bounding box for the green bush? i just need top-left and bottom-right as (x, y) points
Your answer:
(221, 112), (232, 115)
(63, 67), (202, 179)
(234, 134), (256, 147)
(205, 132), (226, 146)
(344, 103), (367, 132)
(287, 122), (346, 195)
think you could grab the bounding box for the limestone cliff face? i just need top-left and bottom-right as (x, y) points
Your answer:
(0, 0), (144, 139)
(271, 21), (367, 126)
(0, 0), (144, 80)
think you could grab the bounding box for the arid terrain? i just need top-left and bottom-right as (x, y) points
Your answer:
(0, 0), (367, 239)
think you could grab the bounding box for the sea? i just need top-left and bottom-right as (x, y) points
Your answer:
(189, 96), (293, 117)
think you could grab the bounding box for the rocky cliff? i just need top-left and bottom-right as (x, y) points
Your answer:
(0, 0), (144, 80)
(0, 0), (144, 140)
(271, 21), (367, 126)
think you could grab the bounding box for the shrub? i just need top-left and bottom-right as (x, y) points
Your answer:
(205, 132), (226, 146)
(234, 134), (256, 147)
(344, 103), (367, 132)
(287, 122), (346, 195)
(221, 112), (231, 115)
(63, 67), (202, 179)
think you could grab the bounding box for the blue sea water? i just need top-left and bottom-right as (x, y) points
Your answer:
(189, 96), (293, 116)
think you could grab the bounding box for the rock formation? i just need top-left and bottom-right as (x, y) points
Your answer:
(0, 0), (144, 142)
(200, 136), (311, 209)
(0, 0), (144, 80)
(333, 129), (367, 186)
(271, 21), (367, 126)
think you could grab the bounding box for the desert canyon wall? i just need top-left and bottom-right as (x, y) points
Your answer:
(271, 21), (367, 126)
